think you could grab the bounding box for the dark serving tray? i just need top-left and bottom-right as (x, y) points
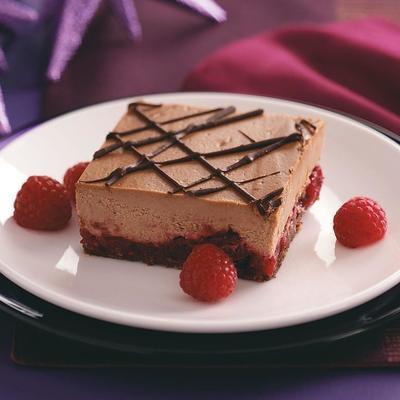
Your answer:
(1, 272), (400, 363)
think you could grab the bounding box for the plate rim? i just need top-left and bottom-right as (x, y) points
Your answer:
(0, 92), (399, 334)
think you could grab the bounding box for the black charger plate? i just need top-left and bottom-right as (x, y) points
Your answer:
(1, 272), (400, 362)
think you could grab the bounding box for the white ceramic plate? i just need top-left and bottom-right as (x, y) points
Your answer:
(0, 93), (399, 333)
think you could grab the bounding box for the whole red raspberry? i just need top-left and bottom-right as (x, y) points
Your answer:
(180, 244), (237, 302)
(63, 162), (89, 203)
(333, 197), (387, 248)
(302, 165), (324, 208)
(14, 176), (72, 231)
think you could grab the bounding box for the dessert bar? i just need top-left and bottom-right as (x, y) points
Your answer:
(77, 101), (324, 281)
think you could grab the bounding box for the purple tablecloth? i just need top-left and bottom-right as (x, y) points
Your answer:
(2, 315), (400, 399)
(1, 1), (400, 398)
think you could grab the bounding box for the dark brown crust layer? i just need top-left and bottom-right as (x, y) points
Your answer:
(80, 205), (305, 282)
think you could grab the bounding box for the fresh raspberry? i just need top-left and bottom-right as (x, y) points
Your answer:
(14, 176), (72, 231)
(180, 244), (237, 302)
(333, 197), (387, 248)
(302, 166), (324, 208)
(63, 162), (89, 203)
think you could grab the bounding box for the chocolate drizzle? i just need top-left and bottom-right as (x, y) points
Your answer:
(108, 106), (224, 139)
(189, 171), (280, 197)
(295, 119), (316, 136)
(94, 106), (260, 159)
(85, 102), (306, 216)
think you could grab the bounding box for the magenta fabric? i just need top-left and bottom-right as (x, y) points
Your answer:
(184, 19), (400, 135)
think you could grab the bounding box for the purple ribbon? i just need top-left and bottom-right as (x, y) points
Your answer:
(47, 0), (225, 81)
(0, 0), (39, 135)
(1, 0), (226, 134)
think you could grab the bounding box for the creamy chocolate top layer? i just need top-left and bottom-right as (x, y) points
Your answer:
(80, 102), (321, 215)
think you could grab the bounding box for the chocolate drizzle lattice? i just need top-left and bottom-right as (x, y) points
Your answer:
(85, 102), (312, 215)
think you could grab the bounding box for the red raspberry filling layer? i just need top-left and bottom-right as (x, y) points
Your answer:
(258, 165), (323, 278)
(254, 201), (304, 279)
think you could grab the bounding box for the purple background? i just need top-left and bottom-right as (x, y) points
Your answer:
(1, 0), (400, 398)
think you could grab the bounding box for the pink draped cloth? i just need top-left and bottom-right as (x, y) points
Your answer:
(184, 19), (400, 135)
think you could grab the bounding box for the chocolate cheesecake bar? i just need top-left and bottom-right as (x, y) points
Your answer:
(76, 101), (324, 281)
